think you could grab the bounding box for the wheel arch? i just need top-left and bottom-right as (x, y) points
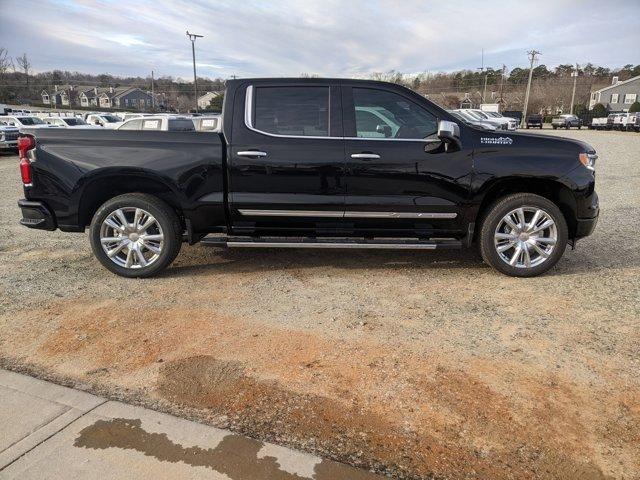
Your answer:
(474, 177), (578, 240)
(76, 172), (185, 229)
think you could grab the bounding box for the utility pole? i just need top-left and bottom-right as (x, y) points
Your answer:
(478, 49), (488, 103)
(498, 64), (506, 106)
(186, 31), (203, 113)
(569, 63), (579, 115)
(151, 70), (155, 112)
(521, 50), (541, 127)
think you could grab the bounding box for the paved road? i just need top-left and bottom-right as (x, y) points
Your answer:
(0, 370), (382, 479)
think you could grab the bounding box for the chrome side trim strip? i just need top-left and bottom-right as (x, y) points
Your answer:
(238, 209), (457, 219)
(227, 242), (437, 250)
(344, 211), (457, 219)
(238, 209), (343, 217)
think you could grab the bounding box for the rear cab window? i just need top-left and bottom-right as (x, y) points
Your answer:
(167, 119), (195, 131)
(252, 86), (329, 137)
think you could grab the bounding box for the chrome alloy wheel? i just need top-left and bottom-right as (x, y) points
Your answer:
(99, 207), (164, 269)
(494, 206), (557, 269)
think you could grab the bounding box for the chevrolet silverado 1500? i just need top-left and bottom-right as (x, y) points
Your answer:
(17, 78), (599, 278)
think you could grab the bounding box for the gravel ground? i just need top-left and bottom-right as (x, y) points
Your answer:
(0, 129), (638, 479)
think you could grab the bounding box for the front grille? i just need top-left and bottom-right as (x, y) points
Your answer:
(4, 132), (18, 141)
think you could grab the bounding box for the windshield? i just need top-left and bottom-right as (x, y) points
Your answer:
(102, 115), (120, 123)
(484, 112), (502, 118)
(462, 110), (485, 121)
(63, 118), (86, 126)
(16, 117), (45, 125)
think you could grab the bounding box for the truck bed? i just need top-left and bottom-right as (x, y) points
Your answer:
(21, 128), (226, 233)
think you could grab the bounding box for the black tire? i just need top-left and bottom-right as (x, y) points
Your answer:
(479, 193), (568, 277)
(552, 126), (557, 130)
(89, 193), (182, 278)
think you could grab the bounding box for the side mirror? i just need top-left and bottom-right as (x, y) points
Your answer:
(437, 120), (461, 149)
(376, 124), (392, 138)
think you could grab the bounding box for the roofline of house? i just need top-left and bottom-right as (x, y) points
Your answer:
(592, 75), (640, 94)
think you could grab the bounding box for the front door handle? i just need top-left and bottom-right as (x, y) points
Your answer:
(350, 153), (380, 159)
(237, 150), (268, 157)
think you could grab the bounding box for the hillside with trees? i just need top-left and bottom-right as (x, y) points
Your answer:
(1, 46), (638, 114)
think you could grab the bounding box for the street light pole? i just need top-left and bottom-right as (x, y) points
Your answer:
(186, 31), (203, 113)
(569, 64), (579, 115)
(521, 50), (541, 128)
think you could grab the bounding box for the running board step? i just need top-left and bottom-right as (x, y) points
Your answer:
(200, 236), (462, 250)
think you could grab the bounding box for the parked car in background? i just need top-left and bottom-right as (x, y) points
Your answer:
(0, 116), (59, 129)
(605, 113), (623, 130)
(0, 125), (19, 151)
(589, 117), (608, 130)
(525, 114), (543, 129)
(457, 109), (509, 130)
(626, 113), (639, 131)
(480, 111), (519, 130)
(192, 115), (222, 132)
(85, 113), (122, 128)
(120, 113), (154, 122)
(552, 114), (582, 129)
(449, 110), (497, 130)
(116, 115), (195, 131)
(43, 117), (102, 129)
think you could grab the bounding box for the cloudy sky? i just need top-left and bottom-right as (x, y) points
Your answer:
(1, 0), (638, 80)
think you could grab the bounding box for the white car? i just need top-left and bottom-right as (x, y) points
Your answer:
(192, 115), (221, 132)
(480, 111), (519, 130)
(449, 110), (497, 131)
(0, 125), (20, 151)
(43, 117), (102, 129)
(85, 113), (123, 129)
(116, 115), (195, 131)
(457, 110), (509, 130)
(0, 115), (59, 129)
(470, 110), (517, 130)
(590, 117), (608, 130)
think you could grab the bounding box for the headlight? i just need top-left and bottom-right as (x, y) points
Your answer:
(579, 153), (597, 171)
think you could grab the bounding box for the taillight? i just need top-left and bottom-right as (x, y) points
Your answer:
(17, 135), (35, 185)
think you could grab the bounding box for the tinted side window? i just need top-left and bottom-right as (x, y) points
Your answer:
(168, 119), (195, 131)
(254, 86), (329, 137)
(353, 88), (437, 139)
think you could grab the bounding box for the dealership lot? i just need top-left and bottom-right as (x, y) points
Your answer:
(0, 129), (638, 478)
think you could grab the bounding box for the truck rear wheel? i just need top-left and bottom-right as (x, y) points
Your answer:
(89, 194), (182, 278)
(479, 193), (568, 277)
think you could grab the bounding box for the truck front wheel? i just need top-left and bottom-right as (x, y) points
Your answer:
(479, 193), (568, 277)
(89, 193), (182, 278)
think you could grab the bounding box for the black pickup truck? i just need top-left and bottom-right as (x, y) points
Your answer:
(17, 78), (599, 278)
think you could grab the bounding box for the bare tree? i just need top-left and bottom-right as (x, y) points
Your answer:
(16, 53), (31, 89)
(0, 48), (14, 101)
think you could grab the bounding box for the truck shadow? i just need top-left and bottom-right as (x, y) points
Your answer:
(164, 246), (491, 278)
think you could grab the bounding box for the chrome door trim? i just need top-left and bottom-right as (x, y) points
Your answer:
(350, 153), (381, 159)
(238, 209), (457, 219)
(344, 211), (457, 219)
(238, 209), (343, 218)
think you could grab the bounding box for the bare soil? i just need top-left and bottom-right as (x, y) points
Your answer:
(0, 129), (638, 479)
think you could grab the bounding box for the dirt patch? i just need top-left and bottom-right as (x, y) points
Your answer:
(157, 355), (612, 480)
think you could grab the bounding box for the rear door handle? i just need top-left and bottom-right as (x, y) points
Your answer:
(350, 153), (380, 159)
(237, 150), (267, 157)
